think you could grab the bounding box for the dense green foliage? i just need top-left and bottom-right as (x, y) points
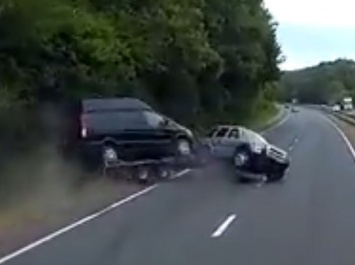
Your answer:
(0, 0), (281, 132)
(279, 59), (355, 104)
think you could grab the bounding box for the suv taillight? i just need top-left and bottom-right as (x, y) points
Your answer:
(80, 114), (88, 138)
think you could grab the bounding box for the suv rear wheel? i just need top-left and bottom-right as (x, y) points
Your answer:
(175, 138), (192, 156)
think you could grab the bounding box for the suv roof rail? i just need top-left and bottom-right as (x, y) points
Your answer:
(82, 97), (152, 112)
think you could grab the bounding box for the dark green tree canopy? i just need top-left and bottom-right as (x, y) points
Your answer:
(0, 0), (281, 126)
(279, 59), (355, 104)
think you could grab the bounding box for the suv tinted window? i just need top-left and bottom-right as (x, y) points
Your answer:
(86, 110), (148, 132)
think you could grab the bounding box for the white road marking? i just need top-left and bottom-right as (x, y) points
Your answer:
(211, 214), (237, 238)
(0, 169), (191, 264)
(287, 137), (299, 152)
(170, 168), (192, 179)
(324, 116), (355, 161)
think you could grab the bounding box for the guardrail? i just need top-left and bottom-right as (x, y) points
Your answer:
(322, 106), (355, 126)
(333, 112), (355, 126)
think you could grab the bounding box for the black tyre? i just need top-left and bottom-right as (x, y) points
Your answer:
(134, 166), (154, 185)
(175, 137), (193, 157)
(233, 146), (251, 183)
(266, 166), (286, 182)
(153, 166), (173, 181)
(233, 146), (250, 169)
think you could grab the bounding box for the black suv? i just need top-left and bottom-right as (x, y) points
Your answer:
(61, 97), (197, 172)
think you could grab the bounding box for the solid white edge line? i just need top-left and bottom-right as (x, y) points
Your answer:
(0, 169), (191, 264)
(170, 168), (191, 179)
(323, 115), (355, 161)
(211, 214), (237, 238)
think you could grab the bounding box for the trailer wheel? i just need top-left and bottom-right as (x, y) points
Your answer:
(133, 166), (156, 185)
(155, 166), (173, 181)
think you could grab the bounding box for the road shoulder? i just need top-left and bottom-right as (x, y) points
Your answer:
(328, 114), (355, 156)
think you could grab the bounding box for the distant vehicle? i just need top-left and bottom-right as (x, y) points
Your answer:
(60, 97), (198, 182)
(202, 125), (290, 182)
(342, 97), (353, 111)
(332, 104), (341, 112)
(291, 106), (299, 113)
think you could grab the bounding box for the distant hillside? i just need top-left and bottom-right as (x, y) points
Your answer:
(279, 59), (355, 104)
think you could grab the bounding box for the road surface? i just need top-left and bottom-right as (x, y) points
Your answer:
(3, 108), (355, 265)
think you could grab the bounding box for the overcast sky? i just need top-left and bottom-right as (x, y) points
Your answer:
(265, 0), (355, 70)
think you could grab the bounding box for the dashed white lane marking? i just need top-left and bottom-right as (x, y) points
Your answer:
(0, 169), (191, 264)
(211, 214), (237, 238)
(324, 116), (355, 161)
(287, 137), (299, 152)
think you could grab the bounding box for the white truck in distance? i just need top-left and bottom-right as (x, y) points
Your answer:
(342, 97), (353, 111)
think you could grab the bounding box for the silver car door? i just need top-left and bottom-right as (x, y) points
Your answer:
(211, 127), (230, 158)
(224, 127), (242, 157)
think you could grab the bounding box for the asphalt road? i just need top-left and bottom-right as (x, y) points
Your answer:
(4, 108), (355, 265)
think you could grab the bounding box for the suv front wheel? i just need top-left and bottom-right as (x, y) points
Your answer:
(266, 165), (286, 182)
(233, 146), (250, 168)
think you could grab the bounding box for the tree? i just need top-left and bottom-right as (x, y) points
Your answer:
(0, 0), (281, 126)
(280, 59), (355, 104)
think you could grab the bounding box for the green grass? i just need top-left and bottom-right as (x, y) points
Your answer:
(247, 102), (279, 131)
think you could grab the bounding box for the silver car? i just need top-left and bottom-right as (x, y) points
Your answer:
(202, 125), (290, 182)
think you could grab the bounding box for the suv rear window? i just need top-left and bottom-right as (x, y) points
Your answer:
(85, 110), (148, 132)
